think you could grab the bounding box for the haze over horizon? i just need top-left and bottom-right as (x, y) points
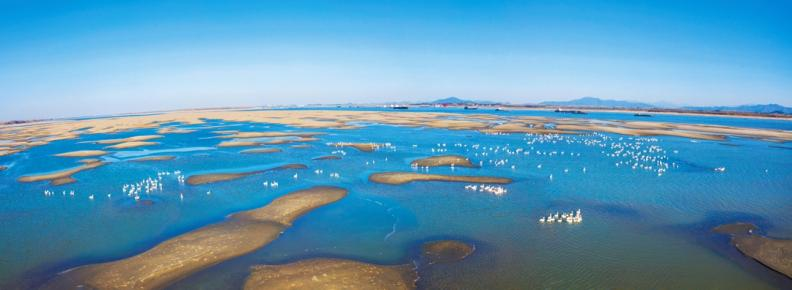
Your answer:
(1, 0), (791, 120)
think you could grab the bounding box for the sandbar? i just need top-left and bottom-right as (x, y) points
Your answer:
(18, 160), (105, 186)
(332, 142), (382, 152)
(187, 164), (307, 185)
(421, 240), (475, 264)
(290, 144), (311, 149)
(95, 135), (163, 145)
(243, 258), (417, 290)
(106, 141), (159, 149)
(218, 141), (261, 147)
(369, 172), (511, 185)
(0, 165), (7, 171)
(43, 186), (348, 290)
(157, 127), (195, 134)
(130, 155), (176, 162)
(54, 150), (108, 158)
(713, 223), (792, 279)
(240, 148), (282, 154)
(219, 131), (323, 139)
(411, 155), (475, 168)
(313, 155), (341, 161)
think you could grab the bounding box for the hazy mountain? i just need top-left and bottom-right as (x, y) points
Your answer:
(426, 97), (499, 105)
(684, 104), (792, 115)
(540, 97), (654, 109)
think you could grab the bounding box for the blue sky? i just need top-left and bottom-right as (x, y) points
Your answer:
(1, 0), (791, 120)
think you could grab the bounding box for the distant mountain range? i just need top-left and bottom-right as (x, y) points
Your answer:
(540, 97), (654, 109)
(424, 97), (500, 105)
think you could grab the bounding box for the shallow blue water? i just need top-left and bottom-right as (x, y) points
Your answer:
(0, 110), (790, 289)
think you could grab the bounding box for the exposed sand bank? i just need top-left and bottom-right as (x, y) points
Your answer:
(218, 131), (323, 139)
(18, 160), (105, 186)
(54, 150), (108, 158)
(421, 240), (475, 264)
(95, 135), (163, 145)
(713, 223), (792, 279)
(240, 148), (282, 154)
(411, 155), (475, 168)
(332, 142), (382, 152)
(313, 155), (341, 161)
(43, 186), (348, 290)
(156, 127), (195, 134)
(106, 141), (159, 149)
(369, 172), (511, 185)
(243, 258), (417, 290)
(130, 155), (176, 162)
(187, 164), (307, 185)
(217, 141), (261, 147)
(290, 144), (311, 149)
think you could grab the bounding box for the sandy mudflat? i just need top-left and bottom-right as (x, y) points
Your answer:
(54, 150), (108, 157)
(18, 160), (105, 186)
(106, 141), (159, 149)
(332, 142), (382, 152)
(369, 172), (512, 185)
(244, 258), (417, 290)
(95, 135), (163, 144)
(713, 223), (792, 279)
(218, 141), (261, 147)
(187, 164), (307, 185)
(240, 148), (282, 154)
(313, 155), (341, 161)
(290, 144), (311, 149)
(157, 127), (195, 134)
(129, 155), (176, 162)
(411, 155), (475, 168)
(42, 186), (348, 290)
(218, 131), (323, 139)
(422, 240), (475, 264)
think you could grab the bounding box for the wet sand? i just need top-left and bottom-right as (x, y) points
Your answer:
(186, 164), (307, 185)
(129, 155), (176, 162)
(332, 142), (382, 152)
(290, 144), (311, 149)
(54, 150), (108, 158)
(421, 240), (475, 264)
(18, 160), (105, 186)
(217, 141), (261, 147)
(156, 127), (194, 134)
(42, 186), (348, 290)
(218, 131), (322, 139)
(240, 148), (282, 154)
(243, 259), (417, 290)
(313, 155), (341, 161)
(106, 141), (159, 149)
(714, 223), (792, 279)
(411, 155), (475, 168)
(369, 172), (512, 185)
(95, 135), (163, 145)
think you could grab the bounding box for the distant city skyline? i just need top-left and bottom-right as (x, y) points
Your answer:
(1, 0), (791, 120)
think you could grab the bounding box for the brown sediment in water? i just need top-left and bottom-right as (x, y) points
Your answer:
(219, 131), (323, 139)
(240, 148), (282, 154)
(106, 141), (159, 149)
(422, 240), (475, 264)
(18, 161), (105, 186)
(79, 158), (102, 164)
(331, 142), (382, 152)
(42, 186), (348, 290)
(130, 155), (176, 162)
(369, 172), (511, 185)
(157, 127), (195, 134)
(218, 141), (261, 147)
(411, 155), (475, 168)
(54, 150), (108, 157)
(713, 223), (792, 279)
(243, 258), (417, 290)
(313, 155), (341, 161)
(187, 164), (307, 185)
(95, 135), (163, 145)
(0, 165), (7, 171)
(290, 144), (311, 149)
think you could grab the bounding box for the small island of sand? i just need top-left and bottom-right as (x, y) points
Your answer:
(422, 240), (476, 264)
(130, 155), (176, 162)
(240, 148), (282, 154)
(369, 172), (512, 185)
(106, 141), (159, 149)
(18, 160), (105, 186)
(713, 223), (792, 279)
(187, 164), (307, 185)
(411, 155), (475, 168)
(313, 155), (341, 161)
(43, 186), (348, 290)
(218, 141), (262, 147)
(54, 150), (108, 158)
(243, 258), (417, 290)
(331, 142), (382, 152)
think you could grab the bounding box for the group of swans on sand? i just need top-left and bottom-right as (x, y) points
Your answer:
(464, 184), (508, 196)
(539, 209), (583, 224)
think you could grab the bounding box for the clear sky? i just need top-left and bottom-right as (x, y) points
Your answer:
(1, 0), (791, 120)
